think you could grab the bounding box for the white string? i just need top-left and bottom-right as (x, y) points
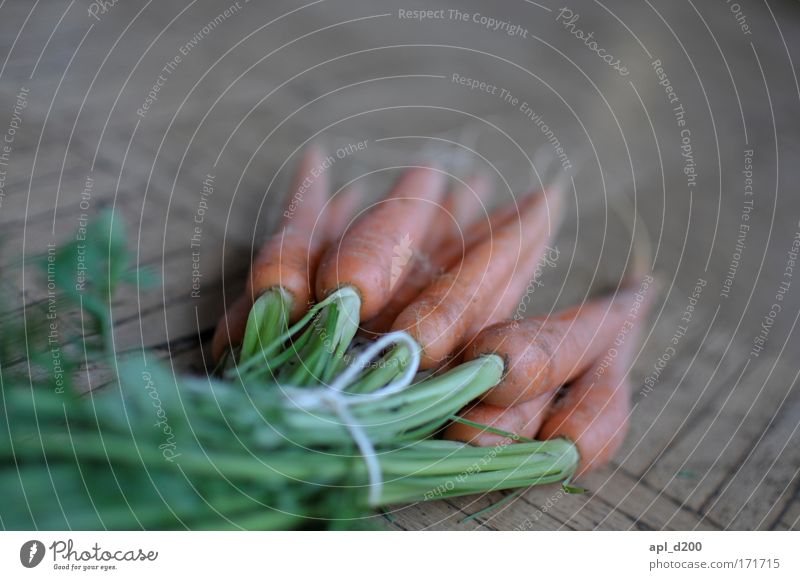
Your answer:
(281, 331), (421, 506)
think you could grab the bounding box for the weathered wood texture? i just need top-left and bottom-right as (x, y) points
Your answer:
(1, 0), (798, 530)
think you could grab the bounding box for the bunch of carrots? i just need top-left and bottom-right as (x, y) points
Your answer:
(214, 144), (656, 481)
(0, 144), (657, 530)
(1, 145), (657, 530)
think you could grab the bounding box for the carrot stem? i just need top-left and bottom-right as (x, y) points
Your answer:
(278, 303), (341, 385)
(347, 345), (411, 394)
(374, 438), (579, 505)
(230, 287), (360, 384)
(239, 288), (292, 363)
(447, 415), (536, 443)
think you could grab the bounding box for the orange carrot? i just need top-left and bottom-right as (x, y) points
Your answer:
(463, 200), (563, 341)
(444, 285), (628, 448)
(211, 294), (251, 363)
(360, 175), (492, 335)
(409, 191), (560, 370)
(444, 390), (556, 446)
(321, 182), (364, 244)
(434, 190), (540, 274)
(425, 173), (492, 259)
(211, 146), (329, 362)
(444, 172), (493, 233)
(392, 188), (562, 369)
(245, 145), (331, 320)
(459, 247), (554, 352)
(358, 254), (440, 337)
(315, 166), (447, 320)
(538, 277), (655, 475)
(420, 190), (550, 362)
(463, 286), (640, 406)
(445, 282), (638, 450)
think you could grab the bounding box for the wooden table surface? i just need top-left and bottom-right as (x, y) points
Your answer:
(1, 0), (798, 530)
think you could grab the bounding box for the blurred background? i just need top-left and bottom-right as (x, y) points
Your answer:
(0, 0), (798, 530)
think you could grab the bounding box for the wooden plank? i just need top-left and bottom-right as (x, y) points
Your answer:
(700, 385), (800, 529)
(445, 477), (640, 531)
(384, 501), (483, 531)
(509, 486), (639, 531)
(639, 355), (797, 516)
(0, 159), (99, 228)
(618, 319), (743, 475)
(576, 467), (719, 531)
(773, 496), (800, 531)
(448, 467), (718, 531)
(448, 488), (579, 531)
